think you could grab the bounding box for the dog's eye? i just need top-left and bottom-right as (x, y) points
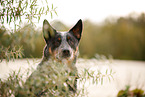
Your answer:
(67, 36), (71, 42)
(67, 36), (74, 45)
(57, 37), (61, 42)
(67, 36), (70, 40)
(53, 37), (61, 47)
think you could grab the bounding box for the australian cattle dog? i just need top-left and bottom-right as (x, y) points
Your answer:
(17, 19), (83, 96)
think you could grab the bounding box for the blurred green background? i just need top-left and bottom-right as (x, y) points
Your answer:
(0, 13), (145, 60)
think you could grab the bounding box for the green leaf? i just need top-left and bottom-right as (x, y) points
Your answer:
(7, 9), (9, 23)
(106, 69), (108, 74)
(108, 76), (111, 82)
(38, 16), (40, 22)
(45, 0), (48, 4)
(35, 8), (38, 14)
(39, 8), (42, 14)
(12, 0), (14, 4)
(110, 69), (112, 74)
(110, 75), (114, 80)
(101, 77), (103, 85)
(47, 5), (49, 12)
(42, 7), (44, 14)
(52, 4), (53, 9)
(50, 12), (53, 19)
(54, 10), (58, 16)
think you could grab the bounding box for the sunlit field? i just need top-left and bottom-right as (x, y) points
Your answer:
(0, 58), (145, 97)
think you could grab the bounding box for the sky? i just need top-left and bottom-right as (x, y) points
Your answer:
(2, 0), (145, 29)
(43, 0), (145, 26)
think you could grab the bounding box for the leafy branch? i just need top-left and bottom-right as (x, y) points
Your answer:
(0, 0), (57, 30)
(0, 46), (23, 62)
(0, 0), (57, 61)
(79, 68), (115, 85)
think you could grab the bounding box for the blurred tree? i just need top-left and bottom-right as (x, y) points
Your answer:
(79, 13), (145, 60)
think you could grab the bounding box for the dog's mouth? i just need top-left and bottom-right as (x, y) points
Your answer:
(53, 50), (74, 61)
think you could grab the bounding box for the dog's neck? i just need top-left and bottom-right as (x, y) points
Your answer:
(38, 57), (77, 74)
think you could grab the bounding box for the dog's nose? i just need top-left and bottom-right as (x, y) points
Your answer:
(62, 49), (71, 58)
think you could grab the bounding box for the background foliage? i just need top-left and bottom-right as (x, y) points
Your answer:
(1, 13), (145, 60)
(80, 13), (145, 60)
(0, 0), (56, 61)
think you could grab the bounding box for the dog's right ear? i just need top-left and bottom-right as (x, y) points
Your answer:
(69, 19), (83, 42)
(43, 19), (56, 42)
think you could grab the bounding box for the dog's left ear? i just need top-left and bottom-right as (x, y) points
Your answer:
(69, 19), (83, 41)
(43, 19), (56, 43)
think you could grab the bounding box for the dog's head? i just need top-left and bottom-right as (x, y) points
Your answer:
(43, 19), (83, 64)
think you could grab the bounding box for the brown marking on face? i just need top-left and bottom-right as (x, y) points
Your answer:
(58, 37), (61, 41)
(49, 47), (52, 54)
(67, 36), (70, 40)
(75, 46), (78, 55)
(52, 49), (58, 61)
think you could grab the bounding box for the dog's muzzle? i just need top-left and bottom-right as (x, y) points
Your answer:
(62, 49), (71, 58)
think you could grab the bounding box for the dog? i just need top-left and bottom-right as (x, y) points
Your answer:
(41, 19), (82, 66)
(16, 19), (83, 97)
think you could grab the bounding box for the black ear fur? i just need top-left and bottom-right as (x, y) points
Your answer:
(69, 19), (83, 41)
(43, 19), (56, 42)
